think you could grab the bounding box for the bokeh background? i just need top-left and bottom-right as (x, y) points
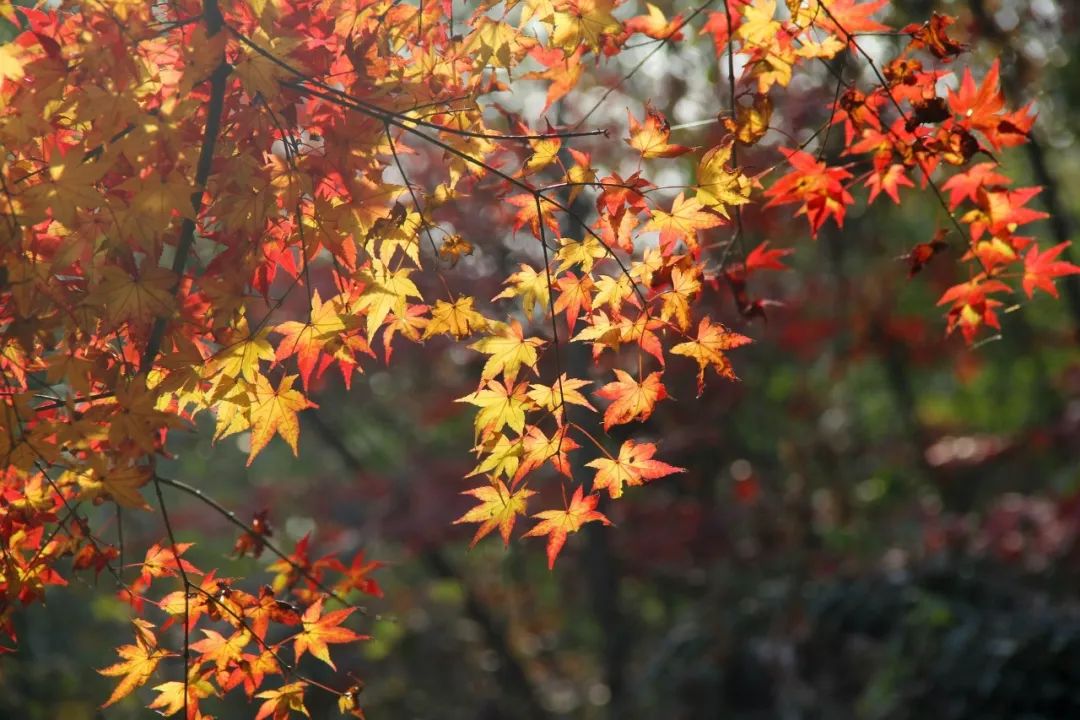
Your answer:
(4, 0), (1080, 718)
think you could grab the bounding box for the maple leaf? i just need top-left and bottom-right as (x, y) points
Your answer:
(643, 193), (725, 255)
(627, 103), (692, 159)
(87, 266), (177, 328)
(332, 551), (385, 599)
(423, 296), (489, 339)
(905, 236), (950, 278)
(725, 93), (772, 146)
(0, 42), (25, 82)
(595, 370), (668, 430)
(557, 235), (607, 275)
(192, 628), (251, 673)
(273, 291), (348, 391)
(553, 272), (594, 332)
(255, 681), (309, 720)
(904, 12), (967, 59)
(470, 434), (525, 480)
(494, 263), (551, 317)
(234, 29), (301, 100)
(149, 674), (217, 718)
(140, 542), (201, 586)
(464, 17), (533, 70)
(586, 439), (685, 499)
(514, 425), (580, 483)
(524, 134), (562, 175)
(625, 3), (684, 40)
(937, 278), (1012, 344)
(357, 260), (422, 340)
(696, 143), (752, 217)
(670, 317), (752, 395)
(817, 0), (889, 36)
(99, 619), (175, 708)
(76, 460), (152, 511)
(744, 241), (793, 274)
(455, 480), (536, 546)
(658, 266), (702, 332)
(339, 687), (367, 719)
(524, 487), (611, 568)
(940, 163), (1011, 209)
(439, 234), (474, 266)
(527, 375), (595, 419)
(551, 0), (621, 53)
(457, 379), (533, 439)
(764, 147), (854, 235)
(866, 163), (915, 204)
(247, 374), (314, 465)
(469, 321), (544, 383)
(293, 597), (364, 669)
(240, 585), (302, 641)
(947, 60), (1033, 149)
(525, 46), (585, 111)
(700, 1), (746, 51)
(212, 323), (276, 385)
(1022, 242), (1080, 299)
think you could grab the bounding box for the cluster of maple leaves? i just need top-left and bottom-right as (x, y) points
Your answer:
(0, 0), (1077, 716)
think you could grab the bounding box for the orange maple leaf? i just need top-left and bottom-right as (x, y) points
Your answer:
(594, 369), (668, 430)
(586, 439), (685, 499)
(670, 317), (752, 395)
(627, 103), (692, 159)
(524, 487), (612, 568)
(272, 290), (347, 391)
(293, 597), (365, 670)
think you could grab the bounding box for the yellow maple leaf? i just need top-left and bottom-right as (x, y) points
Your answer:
(77, 460), (152, 511)
(99, 619), (175, 708)
(0, 43), (25, 82)
(524, 136), (562, 175)
(659, 266), (701, 331)
(247, 374), (313, 465)
(464, 18), (533, 70)
(213, 323), (275, 385)
(469, 320), (544, 383)
(494, 263), (551, 316)
(556, 235), (607, 274)
(696, 144), (753, 217)
(470, 434), (525, 480)
(423, 296), (488, 339)
(552, 0), (622, 53)
(643, 193), (725, 253)
(357, 260), (422, 340)
(527, 374), (594, 419)
(87, 266), (176, 328)
(255, 681), (309, 720)
(455, 479), (535, 546)
(148, 675), (216, 718)
(233, 30), (303, 99)
(738, 0), (781, 45)
(456, 379), (533, 439)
